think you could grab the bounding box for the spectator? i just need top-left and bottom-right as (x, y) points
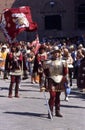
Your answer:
(0, 45), (7, 78)
(77, 48), (85, 92)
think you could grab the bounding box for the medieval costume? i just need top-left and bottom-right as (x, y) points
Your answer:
(44, 46), (68, 118)
(33, 45), (47, 90)
(5, 45), (23, 98)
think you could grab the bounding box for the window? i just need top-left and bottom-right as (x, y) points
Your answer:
(78, 4), (85, 29)
(45, 15), (61, 30)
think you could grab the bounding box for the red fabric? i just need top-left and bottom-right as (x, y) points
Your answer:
(48, 78), (65, 91)
(63, 66), (68, 76)
(11, 75), (21, 83)
(19, 53), (23, 61)
(37, 55), (46, 62)
(49, 91), (61, 110)
(31, 34), (41, 54)
(0, 6), (37, 43)
(9, 52), (23, 61)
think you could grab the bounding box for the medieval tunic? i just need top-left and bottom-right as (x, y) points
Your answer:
(44, 57), (68, 117)
(5, 50), (23, 84)
(5, 48), (23, 98)
(6, 51), (23, 76)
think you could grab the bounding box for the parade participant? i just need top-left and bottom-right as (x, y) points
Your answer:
(5, 44), (23, 98)
(44, 46), (68, 118)
(33, 45), (47, 90)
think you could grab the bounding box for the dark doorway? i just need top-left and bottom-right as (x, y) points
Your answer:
(45, 15), (61, 30)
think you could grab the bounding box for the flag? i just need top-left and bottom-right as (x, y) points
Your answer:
(0, 6), (37, 43)
(31, 34), (41, 54)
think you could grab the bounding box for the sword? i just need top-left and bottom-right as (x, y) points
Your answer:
(43, 91), (53, 120)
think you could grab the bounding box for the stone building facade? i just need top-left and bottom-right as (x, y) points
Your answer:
(0, 0), (85, 42)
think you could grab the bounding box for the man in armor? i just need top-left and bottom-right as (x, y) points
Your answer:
(44, 46), (68, 118)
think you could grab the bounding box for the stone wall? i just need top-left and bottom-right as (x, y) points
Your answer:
(0, 0), (85, 42)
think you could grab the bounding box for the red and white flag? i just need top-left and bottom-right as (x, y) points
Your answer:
(0, 6), (37, 43)
(31, 34), (41, 54)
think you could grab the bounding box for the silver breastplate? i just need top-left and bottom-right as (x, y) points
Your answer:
(49, 60), (63, 76)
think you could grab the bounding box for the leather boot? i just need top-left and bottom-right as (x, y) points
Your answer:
(15, 84), (19, 98)
(55, 110), (63, 117)
(8, 83), (13, 98)
(8, 94), (12, 98)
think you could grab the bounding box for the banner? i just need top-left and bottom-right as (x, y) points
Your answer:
(0, 6), (37, 43)
(31, 34), (41, 54)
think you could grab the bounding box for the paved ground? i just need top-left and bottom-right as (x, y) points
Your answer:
(0, 76), (85, 130)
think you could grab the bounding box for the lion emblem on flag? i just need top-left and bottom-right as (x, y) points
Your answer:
(12, 13), (29, 29)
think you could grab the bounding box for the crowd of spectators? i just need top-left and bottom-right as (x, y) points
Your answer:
(0, 35), (85, 95)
